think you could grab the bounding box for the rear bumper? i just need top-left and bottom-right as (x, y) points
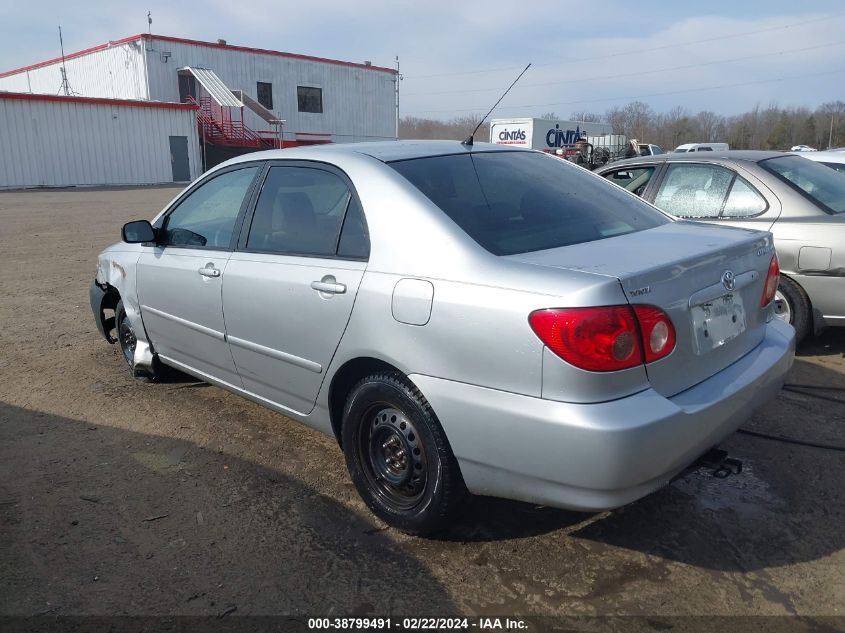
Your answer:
(410, 318), (795, 511)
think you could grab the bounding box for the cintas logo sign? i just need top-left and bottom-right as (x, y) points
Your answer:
(497, 128), (527, 142)
(546, 124), (584, 148)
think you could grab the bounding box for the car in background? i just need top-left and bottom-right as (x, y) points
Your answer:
(790, 145), (818, 152)
(797, 150), (845, 176)
(597, 151), (845, 341)
(90, 141), (794, 534)
(639, 143), (665, 156)
(674, 143), (730, 153)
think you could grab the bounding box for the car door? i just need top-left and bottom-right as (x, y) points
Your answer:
(136, 164), (262, 386)
(648, 162), (779, 231)
(222, 162), (369, 415)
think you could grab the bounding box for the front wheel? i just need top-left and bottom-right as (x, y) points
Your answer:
(115, 300), (158, 379)
(342, 372), (465, 535)
(773, 277), (810, 342)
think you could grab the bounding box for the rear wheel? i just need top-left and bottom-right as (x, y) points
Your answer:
(773, 276), (810, 342)
(342, 372), (465, 535)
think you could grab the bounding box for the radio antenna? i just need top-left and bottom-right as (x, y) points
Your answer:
(462, 63), (531, 146)
(57, 26), (73, 96)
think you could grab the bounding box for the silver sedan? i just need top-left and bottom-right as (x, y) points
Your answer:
(90, 141), (794, 534)
(597, 151), (845, 341)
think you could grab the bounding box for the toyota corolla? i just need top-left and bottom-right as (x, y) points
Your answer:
(90, 141), (795, 534)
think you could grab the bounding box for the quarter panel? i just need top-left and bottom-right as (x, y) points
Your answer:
(327, 267), (629, 400)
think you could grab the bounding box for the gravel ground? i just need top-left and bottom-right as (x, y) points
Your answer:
(0, 186), (843, 624)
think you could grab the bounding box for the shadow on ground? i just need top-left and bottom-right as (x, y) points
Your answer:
(0, 402), (454, 616)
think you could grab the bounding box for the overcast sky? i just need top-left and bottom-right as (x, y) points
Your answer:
(2, 0), (844, 120)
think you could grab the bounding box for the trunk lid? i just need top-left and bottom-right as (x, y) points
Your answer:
(508, 221), (776, 397)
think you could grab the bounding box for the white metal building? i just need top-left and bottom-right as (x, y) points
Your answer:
(0, 92), (201, 189)
(0, 33), (397, 146)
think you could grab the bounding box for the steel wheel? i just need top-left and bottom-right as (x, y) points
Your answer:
(360, 405), (427, 510)
(115, 302), (137, 370)
(773, 288), (791, 324)
(342, 371), (466, 535)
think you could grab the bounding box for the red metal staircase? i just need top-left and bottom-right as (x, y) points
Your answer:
(189, 96), (280, 149)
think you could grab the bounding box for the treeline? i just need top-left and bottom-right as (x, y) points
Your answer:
(400, 101), (845, 150)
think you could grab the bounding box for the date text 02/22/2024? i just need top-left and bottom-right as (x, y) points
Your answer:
(307, 617), (529, 630)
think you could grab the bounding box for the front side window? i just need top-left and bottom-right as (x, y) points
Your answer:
(161, 166), (259, 248)
(653, 163), (733, 218)
(297, 86), (323, 113)
(762, 155), (845, 214)
(390, 151), (668, 256)
(603, 166), (656, 196)
(246, 166), (365, 257)
(257, 82), (273, 110)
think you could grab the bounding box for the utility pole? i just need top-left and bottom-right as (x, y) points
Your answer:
(394, 56), (402, 141)
(829, 113), (835, 150)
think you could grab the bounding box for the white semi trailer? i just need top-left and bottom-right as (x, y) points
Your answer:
(490, 117), (613, 152)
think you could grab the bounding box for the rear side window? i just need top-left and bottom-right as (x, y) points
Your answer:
(246, 166), (368, 258)
(390, 151), (668, 256)
(653, 164), (733, 218)
(722, 178), (767, 217)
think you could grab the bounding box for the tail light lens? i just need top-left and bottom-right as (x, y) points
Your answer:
(528, 305), (676, 372)
(633, 305), (677, 363)
(761, 254), (780, 307)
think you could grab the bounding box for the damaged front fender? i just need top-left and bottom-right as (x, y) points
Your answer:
(90, 244), (156, 375)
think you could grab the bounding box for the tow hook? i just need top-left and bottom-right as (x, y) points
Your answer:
(697, 448), (743, 479)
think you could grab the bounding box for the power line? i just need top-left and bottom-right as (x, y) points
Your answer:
(405, 39), (845, 97)
(404, 11), (845, 80)
(404, 67), (845, 116)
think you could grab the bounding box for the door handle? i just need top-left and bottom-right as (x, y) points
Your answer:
(198, 266), (221, 278)
(311, 280), (346, 294)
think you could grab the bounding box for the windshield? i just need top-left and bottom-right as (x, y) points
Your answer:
(761, 155), (845, 214)
(674, 148), (688, 153)
(389, 151), (669, 255)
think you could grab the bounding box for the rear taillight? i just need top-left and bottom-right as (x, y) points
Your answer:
(633, 305), (677, 363)
(528, 305), (675, 372)
(761, 254), (780, 307)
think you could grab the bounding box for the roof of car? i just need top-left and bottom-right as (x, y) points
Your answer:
(224, 140), (527, 166)
(604, 150), (788, 168)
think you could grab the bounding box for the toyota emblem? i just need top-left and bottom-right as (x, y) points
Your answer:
(721, 270), (736, 291)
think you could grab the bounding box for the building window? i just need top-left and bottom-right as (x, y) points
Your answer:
(297, 86), (323, 113)
(256, 82), (273, 110)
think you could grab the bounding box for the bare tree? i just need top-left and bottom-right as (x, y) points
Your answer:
(570, 110), (604, 122)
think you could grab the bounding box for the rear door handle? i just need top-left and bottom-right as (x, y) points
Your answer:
(198, 266), (221, 278)
(311, 280), (346, 294)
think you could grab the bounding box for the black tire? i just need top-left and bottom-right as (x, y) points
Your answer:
(774, 276), (811, 342)
(115, 300), (157, 379)
(341, 371), (465, 535)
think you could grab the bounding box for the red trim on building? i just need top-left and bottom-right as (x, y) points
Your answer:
(0, 33), (397, 79)
(0, 91), (197, 111)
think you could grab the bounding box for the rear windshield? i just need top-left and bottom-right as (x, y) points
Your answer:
(389, 151), (669, 255)
(761, 155), (845, 214)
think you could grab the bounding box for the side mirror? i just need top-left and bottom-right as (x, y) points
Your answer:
(122, 220), (156, 244)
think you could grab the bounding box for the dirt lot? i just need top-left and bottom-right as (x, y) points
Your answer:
(0, 187), (843, 624)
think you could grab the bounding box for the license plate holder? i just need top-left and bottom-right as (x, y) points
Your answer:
(691, 293), (746, 354)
